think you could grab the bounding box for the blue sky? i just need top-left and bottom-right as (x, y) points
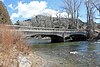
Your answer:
(1, 0), (100, 23)
(2, 0), (68, 23)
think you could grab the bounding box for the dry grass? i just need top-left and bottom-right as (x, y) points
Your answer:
(0, 24), (31, 53)
(0, 24), (31, 66)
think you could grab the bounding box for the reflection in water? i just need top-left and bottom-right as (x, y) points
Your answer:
(27, 38), (100, 67)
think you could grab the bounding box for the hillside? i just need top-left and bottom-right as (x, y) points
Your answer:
(0, 1), (12, 24)
(15, 15), (86, 29)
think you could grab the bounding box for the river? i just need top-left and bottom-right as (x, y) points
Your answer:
(26, 38), (100, 67)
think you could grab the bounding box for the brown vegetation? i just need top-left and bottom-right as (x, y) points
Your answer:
(0, 24), (31, 66)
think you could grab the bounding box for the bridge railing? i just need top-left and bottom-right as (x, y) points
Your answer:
(5, 25), (63, 31)
(4, 25), (86, 32)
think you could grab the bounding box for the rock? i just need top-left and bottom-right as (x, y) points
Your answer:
(18, 52), (48, 67)
(70, 51), (79, 54)
(0, 44), (65, 67)
(18, 54), (32, 67)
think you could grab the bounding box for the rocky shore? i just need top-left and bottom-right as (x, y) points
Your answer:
(0, 44), (65, 67)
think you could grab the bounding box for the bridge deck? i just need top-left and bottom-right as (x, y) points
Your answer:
(1, 25), (87, 37)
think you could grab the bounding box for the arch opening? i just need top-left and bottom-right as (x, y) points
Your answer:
(69, 34), (87, 41)
(65, 34), (87, 41)
(29, 34), (64, 43)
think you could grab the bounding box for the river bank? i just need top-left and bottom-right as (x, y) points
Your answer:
(0, 44), (67, 67)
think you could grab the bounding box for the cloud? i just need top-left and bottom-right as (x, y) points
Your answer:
(42, 9), (68, 17)
(10, 13), (19, 20)
(8, 4), (14, 10)
(10, 1), (68, 21)
(11, 1), (47, 20)
(42, 9), (58, 17)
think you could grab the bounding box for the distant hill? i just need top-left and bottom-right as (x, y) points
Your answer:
(0, 1), (12, 24)
(15, 15), (86, 29)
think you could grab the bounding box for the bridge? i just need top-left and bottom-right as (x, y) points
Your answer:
(5, 25), (88, 43)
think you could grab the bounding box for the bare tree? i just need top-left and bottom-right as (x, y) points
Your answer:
(44, 12), (54, 28)
(55, 12), (62, 28)
(91, 0), (100, 18)
(35, 16), (40, 27)
(84, 0), (99, 40)
(76, 1), (82, 29)
(64, 0), (82, 29)
(64, 0), (73, 18)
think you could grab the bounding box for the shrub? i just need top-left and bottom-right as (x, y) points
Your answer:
(0, 24), (31, 53)
(0, 24), (32, 66)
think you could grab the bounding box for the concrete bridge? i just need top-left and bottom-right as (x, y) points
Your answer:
(6, 25), (87, 43)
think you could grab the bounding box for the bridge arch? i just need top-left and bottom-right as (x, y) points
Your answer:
(69, 34), (87, 41)
(30, 34), (64, 43)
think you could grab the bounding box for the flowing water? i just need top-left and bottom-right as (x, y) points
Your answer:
(27, 38), (100, 67)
